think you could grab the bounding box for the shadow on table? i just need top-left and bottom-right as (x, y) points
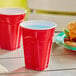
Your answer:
(0, 49), (11, 56)
(7, 67), (40, 76)
(13, 67), (31, 72)
(52, 43), (76, 55)
(51, 44), (76, 69)
(13, 66), (41, 73)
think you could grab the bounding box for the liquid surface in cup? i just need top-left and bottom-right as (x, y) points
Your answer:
(25, 25), (52, 29)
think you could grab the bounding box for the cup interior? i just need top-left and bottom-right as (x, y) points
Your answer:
(20, 20), (57, 30)
(0, 8), (26, 15)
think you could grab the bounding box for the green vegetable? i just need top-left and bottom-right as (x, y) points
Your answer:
(63, 28), (69, 37)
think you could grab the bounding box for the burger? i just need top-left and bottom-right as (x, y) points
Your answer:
(64, 21), (76, 47)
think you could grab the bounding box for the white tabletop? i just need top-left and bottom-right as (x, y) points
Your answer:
(0, 33), (76, 76)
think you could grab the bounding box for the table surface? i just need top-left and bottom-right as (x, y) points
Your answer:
(0, 33), (76, 76)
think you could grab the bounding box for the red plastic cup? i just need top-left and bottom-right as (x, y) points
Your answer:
(20, 20), (57, 71)
(0, 8), (26, 50)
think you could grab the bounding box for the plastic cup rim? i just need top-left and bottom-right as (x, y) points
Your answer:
(0, 8), (26, 15)
(20, 20), (57, 30)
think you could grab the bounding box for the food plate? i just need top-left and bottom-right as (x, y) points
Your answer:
(55, 32), (76, 51)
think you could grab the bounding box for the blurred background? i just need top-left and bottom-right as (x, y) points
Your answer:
(0, 0), (76, 31)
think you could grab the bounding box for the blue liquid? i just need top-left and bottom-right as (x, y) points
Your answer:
(26, 25), (51, 29)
